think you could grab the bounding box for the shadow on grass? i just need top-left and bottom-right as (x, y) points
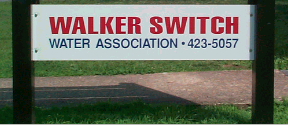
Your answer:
(0, 83), (251, 124)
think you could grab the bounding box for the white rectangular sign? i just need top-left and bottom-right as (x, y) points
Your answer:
(31, 5), (255, 60)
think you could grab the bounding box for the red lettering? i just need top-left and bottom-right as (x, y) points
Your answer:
(150, 16), (163, 34)
(72, 17), (86, 34)
(128, 17), (141, 34)
(116, 17), (126, 34)
(165, 17), (187, 34)
(226, 17), (239, 34)
(189, 17), (196, 34)
(100, 17), (114, 34)
(197, 17), (209, 34)
(49, 17), (72, 34)
(211, 16), (224, 34)
(88, 17), (98, 34)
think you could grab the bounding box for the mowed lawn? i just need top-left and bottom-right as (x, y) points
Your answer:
(0, 0), (287, 78)
(1, 99), (288, 124)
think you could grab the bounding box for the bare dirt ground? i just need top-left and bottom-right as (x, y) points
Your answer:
(0, 70), (287, 107)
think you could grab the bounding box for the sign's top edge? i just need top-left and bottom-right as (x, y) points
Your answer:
(32, 4), (254, 6)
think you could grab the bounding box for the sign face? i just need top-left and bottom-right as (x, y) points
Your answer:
(31, 5), (255, 60)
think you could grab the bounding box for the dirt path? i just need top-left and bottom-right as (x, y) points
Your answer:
(0, 70), (287, 107)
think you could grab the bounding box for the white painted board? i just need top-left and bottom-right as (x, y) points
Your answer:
(31, 5), (255, 60)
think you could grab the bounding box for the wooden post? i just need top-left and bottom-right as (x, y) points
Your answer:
(249, 0), (275, 123)
(12, 0), (39, 123)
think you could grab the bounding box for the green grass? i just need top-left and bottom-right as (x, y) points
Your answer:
(34, 60), (253, 77)
(0, 0), (287, 78)
(1, 99), (288, 124)
(39, 0), (248, 4)
(0, 1), (12, 78)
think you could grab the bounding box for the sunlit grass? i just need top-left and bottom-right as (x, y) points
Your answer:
(1, 100), (288, 124)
